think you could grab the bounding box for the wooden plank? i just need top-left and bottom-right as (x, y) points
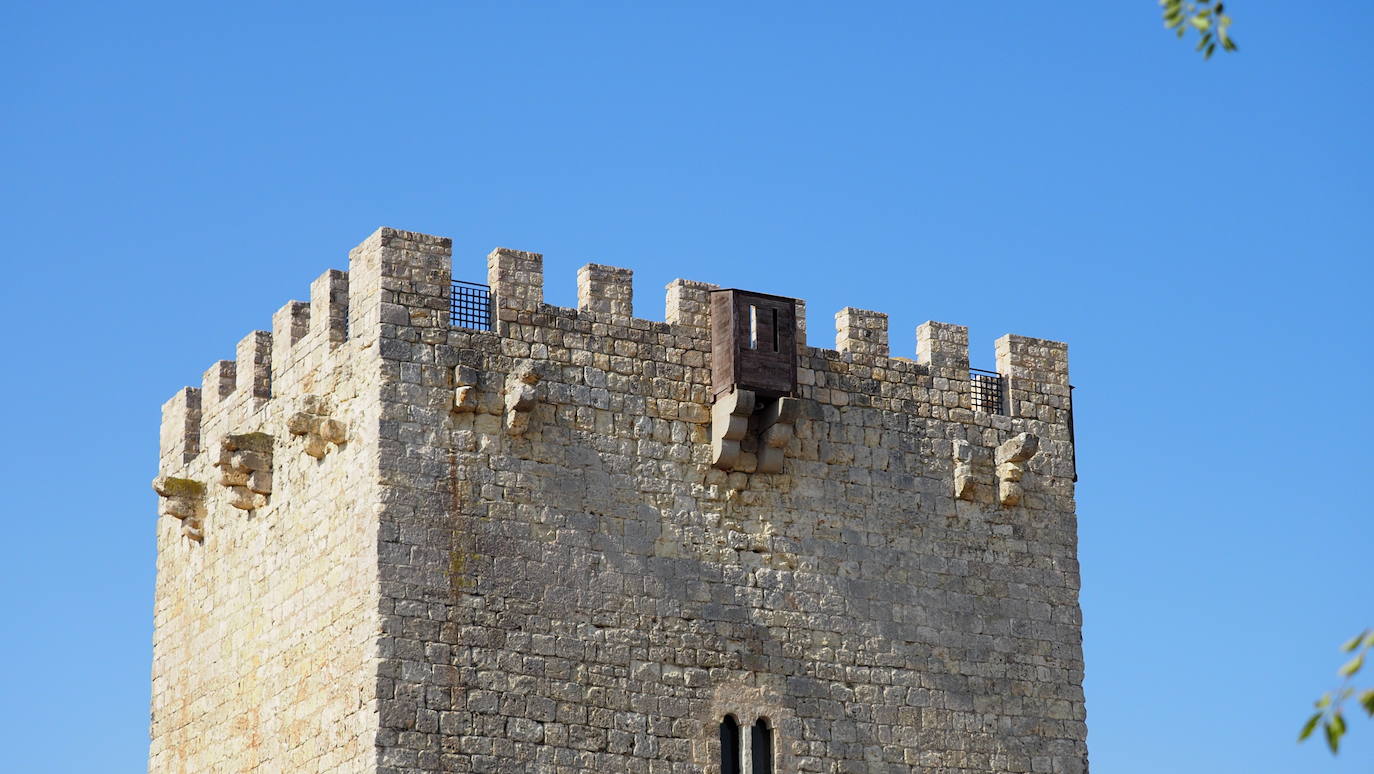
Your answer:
(710, 290), (737, 397)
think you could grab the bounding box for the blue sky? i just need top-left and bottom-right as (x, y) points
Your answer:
(2, 1), (1371, 771)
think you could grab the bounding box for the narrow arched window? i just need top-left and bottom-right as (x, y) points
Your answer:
(719, 715), (741, 774)
(751, 717), (773, 774)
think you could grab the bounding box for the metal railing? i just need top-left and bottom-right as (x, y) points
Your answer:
(969, 368), (1005, 415)
(1068, 384), (1077, 482)
(450, 280), (492, 331)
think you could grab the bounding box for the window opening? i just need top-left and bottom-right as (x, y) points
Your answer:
(751, 718), (773, 774)
(748, 306), (759, 350)
(720, 715), (741, 774)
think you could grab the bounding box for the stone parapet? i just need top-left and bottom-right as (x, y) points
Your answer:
(486, 246), (544, 318)
(577, 263), (634, 318)
(835, 306), (889, 357)
(159, 387), (200, 467)
(997, 333), (1073, 424)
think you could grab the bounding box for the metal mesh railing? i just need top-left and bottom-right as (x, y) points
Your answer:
(969, 368), (1005, 414)
(450, 280), (492, 330)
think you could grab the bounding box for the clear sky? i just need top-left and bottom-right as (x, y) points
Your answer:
(2, 1), (1370, 771)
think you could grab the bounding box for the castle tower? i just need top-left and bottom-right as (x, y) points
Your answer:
(150, 227), (1085, 773)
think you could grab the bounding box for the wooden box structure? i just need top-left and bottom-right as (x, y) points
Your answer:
(710, 289), (799, 399)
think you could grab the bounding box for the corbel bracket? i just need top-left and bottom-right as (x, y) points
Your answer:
(214, 432), (274, 511)
(996, 432), (1040, 506)
(757, 397), (800, 474)
(710, 388), (755, 470)
(286, 395), (348, 459)
(505, 361), (542, 436)
(152, 475), (207, 542)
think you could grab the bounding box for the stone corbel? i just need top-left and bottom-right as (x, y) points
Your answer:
(756, 397), (800, 474)
(996, 432), (1040, 506)
(286, 395), (348, 459)
(953, 440), (979, 501)
(504, 361), (542, 436)
(214, 433), (274, 511)
(152, 476), (207, 542)
(453, 365), (481, 413)
(710, 388), (756, 470)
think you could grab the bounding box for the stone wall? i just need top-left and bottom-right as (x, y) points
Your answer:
(150, 245), (384, 772)
(370, 234), (1085, 773)
(151, 227), (1086, 774)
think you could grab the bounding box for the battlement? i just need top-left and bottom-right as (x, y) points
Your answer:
(482, 245), (1070, 399)
(160, 228), (1071, 475)
(156, 226), (1077, 557)
(158, 229), (427, 468)
(150, 226), (1085, 774)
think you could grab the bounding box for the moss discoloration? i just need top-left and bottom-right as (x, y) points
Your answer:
(152, 476), (206, 499)
(226, 432), (274, 453)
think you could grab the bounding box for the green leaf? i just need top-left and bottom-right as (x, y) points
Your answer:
(1324, 719), (1340, 753)
(1359, 690), (1374, 717)
(1341, 631), (1367, 652)
(1364, 632), (1374, 649)
(1339, 653), (1364, 678)
(1299, 712), (1323, 741)
(1317, 692), (1332, 709)
(1190, 14), (1212, 32)
(1205, 42), (1216, 59)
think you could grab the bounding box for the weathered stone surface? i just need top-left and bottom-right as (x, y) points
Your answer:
(318, 418), (347, 445)
(151, 475), (205, 500)
(577, 263), (633, 317)
(998, 431), (1041, 464)
(286, 397), (349, 459)
(150, 226), (1086, 774)
(756, 395), (800, 473)
(212, 433), (275, 512)
(710, 387), (755, 470)
(835, 306), (889, 357)
(503, 361), (542, 436)
(285, 411), (314, 436)
(453, 365), (481, 413)
(151, 475), (206, 541)
(996, 432), (1041, 506)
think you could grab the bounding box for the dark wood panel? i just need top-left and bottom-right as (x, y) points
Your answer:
(710, 289), (798, 399)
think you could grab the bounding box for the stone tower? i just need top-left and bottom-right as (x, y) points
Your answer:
(150, 227), (1085, 773)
